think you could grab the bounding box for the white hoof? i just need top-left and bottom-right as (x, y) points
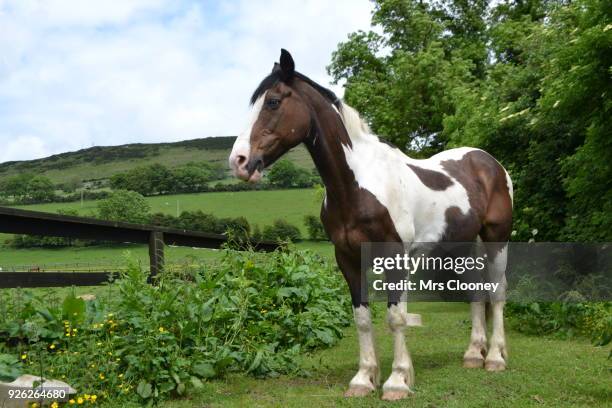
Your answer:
(344, 384), (375, 397)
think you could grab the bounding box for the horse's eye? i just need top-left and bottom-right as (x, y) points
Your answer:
(266, 98), (281, 109)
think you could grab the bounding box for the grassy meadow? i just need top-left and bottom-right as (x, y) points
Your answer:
(12, 188), (321, 232)
(126, 302), (609, 407)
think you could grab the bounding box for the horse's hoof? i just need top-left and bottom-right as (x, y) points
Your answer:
(485, 360), (506, 372)
(463, 357), (485, 368)
(381, 390), (412, 400)
(344, 385), (374, 397)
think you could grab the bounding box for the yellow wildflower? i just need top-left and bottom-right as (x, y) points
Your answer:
(159, 326), (165, 333)
(51, 402), (59, 408)
(49, 344), (56, 350)
(68, 400), (75, 405)
(84, 394), (91, 400)
(99, 373), (105, 380)
(77, 397), (84, 404)
(21, 354), (27, 360)
(91, 395), (97, 402)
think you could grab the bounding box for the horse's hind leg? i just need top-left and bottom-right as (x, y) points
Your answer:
(483, 241), (508, 371)
(463, 301), (487, 368)
(479, 170), (512, 371)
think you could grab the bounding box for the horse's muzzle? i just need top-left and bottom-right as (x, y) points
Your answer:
(230, 154), (263, 183)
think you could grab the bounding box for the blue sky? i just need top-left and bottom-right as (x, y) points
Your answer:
(0, 0), (373, 163)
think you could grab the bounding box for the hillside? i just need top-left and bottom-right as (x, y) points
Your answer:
(0, 136), (314, 185)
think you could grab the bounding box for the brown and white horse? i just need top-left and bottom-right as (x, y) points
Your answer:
(229, 49), (513, 400)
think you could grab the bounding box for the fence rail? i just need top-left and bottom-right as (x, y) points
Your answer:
(0, 206), (278, 288)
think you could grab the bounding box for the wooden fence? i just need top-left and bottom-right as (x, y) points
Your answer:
(0, 206), (278, 288)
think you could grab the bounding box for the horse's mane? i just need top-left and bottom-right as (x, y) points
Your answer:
(250, 69), (372, 142)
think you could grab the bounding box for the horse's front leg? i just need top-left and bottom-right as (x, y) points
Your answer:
(382, 301), (414, 400)
(346, 305), (379, 396)
(336, 250), (379, 397)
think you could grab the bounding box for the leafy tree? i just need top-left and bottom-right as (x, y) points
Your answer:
(27, 176), (56, 202)
(0, 173), (34, 201)
(97, 190), (151, 224)
(328, 0), (479, 154)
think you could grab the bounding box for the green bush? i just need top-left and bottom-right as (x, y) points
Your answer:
(267, 160), (315, 188)
(263, 219), (302, 243)
(506, 301), (611, 354)
(0, 248), (350, 405)
(303, 215), (327, 241)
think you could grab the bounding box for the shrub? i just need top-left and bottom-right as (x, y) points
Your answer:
(304, 215), (327, 240)
(178, 210), (223, 233)
(506, 301), (611, 354)
(267, 160), (315, 188)
(263, 219), (302, 242)
(0, 248), (350, 405)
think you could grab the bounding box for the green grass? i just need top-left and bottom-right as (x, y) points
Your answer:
(13, 188), (321, 234)
(0, 241), (334, 271)
(91, 302), (607, 408)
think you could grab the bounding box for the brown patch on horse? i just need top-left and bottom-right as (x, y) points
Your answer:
(441, 150), (513, 243)
(407, 164), (454, 191)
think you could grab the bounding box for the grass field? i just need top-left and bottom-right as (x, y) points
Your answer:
(13, 188), (321, 233)
(107, 302), (607, 408)
(0, 241), (334, 271)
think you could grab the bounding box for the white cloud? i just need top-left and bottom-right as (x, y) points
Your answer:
(0, 135), (49, 163)
(0, 0), (373, 163)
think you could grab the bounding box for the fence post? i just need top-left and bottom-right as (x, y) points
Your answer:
(148, 231), (164, 283)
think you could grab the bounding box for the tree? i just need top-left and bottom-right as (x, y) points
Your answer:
(328, 0), (479, 154)
(0, 173), (34, 201)
(27, 176), (56, 202)
(97, 190), (151, 224)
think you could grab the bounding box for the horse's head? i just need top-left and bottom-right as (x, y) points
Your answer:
(229, 49), (314, 182)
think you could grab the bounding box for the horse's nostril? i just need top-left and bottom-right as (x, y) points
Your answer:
(236, 155), (247, 166)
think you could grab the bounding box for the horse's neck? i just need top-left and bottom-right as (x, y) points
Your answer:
(303, 100), (382, 210)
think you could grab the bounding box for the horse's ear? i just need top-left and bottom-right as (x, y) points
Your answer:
(279, 49), (295, 80)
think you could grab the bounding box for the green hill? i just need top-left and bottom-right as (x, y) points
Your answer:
(0, 137), (314, 185)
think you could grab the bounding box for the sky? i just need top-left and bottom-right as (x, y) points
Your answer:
(0, 0), (374, 163)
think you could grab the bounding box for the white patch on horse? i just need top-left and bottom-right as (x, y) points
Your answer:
(229, 94), (265, 172)
(505, 170), (514, 206)
(338, 103), (474, 242)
